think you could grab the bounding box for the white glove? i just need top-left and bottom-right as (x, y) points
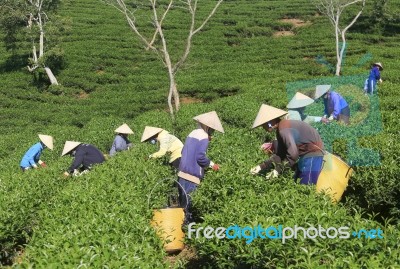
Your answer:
(328, 115), (334, 121)
(250, 166), (261, 175)
(265, 169), (279, 179)
(379, 79), (383, 83)
(209, 161), (215, 168)
(32, 164), (38, 169)
(323, 115), (327, 118)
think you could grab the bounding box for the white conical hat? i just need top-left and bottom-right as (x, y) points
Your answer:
(115, 123), (134, 134)
(314, 85), (331, 99)
(61, 141), (81, 156)
(374, 62), (383, 70)
(193, 111), (224, 133)
(252, 104), (288, 129)
(141, 126), (163, 142)
(38, 134), (54, 150)
(287, 92), (314, 109)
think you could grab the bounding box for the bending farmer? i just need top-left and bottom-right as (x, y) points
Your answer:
(315, 85), (350, 125)
(141, 126), (183, 169)
(109, 123), (134, 157)
(286, 92), (321, 123)
(62, 141), (105, 177)
(20, 134), (54, 171)
(251, 104), (324, 185)
(178, 111), (224, 223)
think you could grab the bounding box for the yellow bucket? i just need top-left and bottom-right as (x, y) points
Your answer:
(151, 207), (185, 253)
(316, 152), (354, 203)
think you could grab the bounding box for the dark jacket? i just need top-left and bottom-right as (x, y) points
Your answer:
(276, 120), (324, 168)
(68, 144), (105, 173)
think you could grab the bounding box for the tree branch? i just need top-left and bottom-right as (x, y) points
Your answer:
(147, 0), (173, 49)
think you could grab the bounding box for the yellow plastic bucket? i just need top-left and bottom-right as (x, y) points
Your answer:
(316, 152), (354, 203)
(151, 207), (185, 253)
(149, 178), (188, 253)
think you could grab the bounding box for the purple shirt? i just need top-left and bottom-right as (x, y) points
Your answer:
(179, 128), (211, 179)
(324, 91), (348, 119)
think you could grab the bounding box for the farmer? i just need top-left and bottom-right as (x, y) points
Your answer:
(364, 62), (383, 95)
(109, 123), (134, 157)
(315, 85), (350, 125)
(62, 141), (105, 177)
(178, 111), (224, 223)
(141, 126), (184, 169)
(286, 92), (322, 123)
(20, 134), (54, 171)
(250, 104), (324, 185)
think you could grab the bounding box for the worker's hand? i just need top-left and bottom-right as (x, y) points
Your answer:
(379, 79), (383, 83)
(40, 162), (47, 168)
(63, 172), (70, 177)
(328, 115), (334, 121)
(211, 164), (220, 171)
(250, 165), (261, 175)
(321, 117), (329, 124)
(32, 164), (38, 169)
(323, 114), (327, 119)
(261, 142), (273, 152)
(265, 169), (279, 179)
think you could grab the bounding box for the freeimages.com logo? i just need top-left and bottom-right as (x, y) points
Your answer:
(187, 223), (384, 244)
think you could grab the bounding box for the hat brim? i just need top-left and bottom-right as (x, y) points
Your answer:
(252, 104), (288, 129)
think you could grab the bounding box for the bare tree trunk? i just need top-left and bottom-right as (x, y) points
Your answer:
(26, 0), (59, 85)
(44, 67), (59, 85)
(107, 0), (223, 118)
(335, 13), (341, 76)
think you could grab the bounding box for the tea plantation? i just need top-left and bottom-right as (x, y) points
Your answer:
(1, 0), (400, 268)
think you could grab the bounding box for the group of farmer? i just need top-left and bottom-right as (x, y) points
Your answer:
(20, 62), (383, 223)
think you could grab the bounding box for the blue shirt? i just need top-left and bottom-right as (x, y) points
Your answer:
(20, 142), (43, 168)
(109, 135), (132, 156)
(324, 91), (349, 119)
(368, 66), (381, 81)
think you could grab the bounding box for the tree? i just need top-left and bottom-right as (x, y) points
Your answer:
(0, 0), (61, 84)
(313, 0), (366, 76)
(104, 0), (223, 118)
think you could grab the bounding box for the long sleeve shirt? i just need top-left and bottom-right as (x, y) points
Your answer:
(20, 142), (43, 168)
(277, 120), (324, 168)
(109, 135), (132, 156)
(68, 144), (105, 173)
(149, 130), (183, 163)
(324, 91), (348, 119)
(179, 128), (211, 180)
(368, 66), (381, 81)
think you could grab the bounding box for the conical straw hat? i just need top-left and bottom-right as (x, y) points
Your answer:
(38, 134), (54, 150)
(61, 141), (81, 156)
(252, 104), (288, 129)
(141, 126), (163, 142)
(374, 62), (383, 70)
(115, 123), (134, 134)
(193, 111), (224, 133)
(287, 92), (314, 109)
(314, 85), (331, 99)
